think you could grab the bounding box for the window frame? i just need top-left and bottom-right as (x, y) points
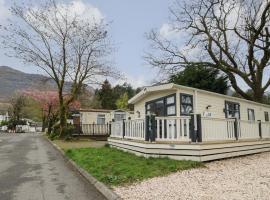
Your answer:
(145, 94), (176, 117)
(180, 93), (194, 116)
(247, 108), (255, 121)
(224, 101), (241, 119)
(96, 114), (106, 124)
(265, 111), (269, 122)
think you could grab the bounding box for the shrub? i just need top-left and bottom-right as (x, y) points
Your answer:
(50, 123), (75, 141)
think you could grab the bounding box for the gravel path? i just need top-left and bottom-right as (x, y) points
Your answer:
(114, 152), (270, 200)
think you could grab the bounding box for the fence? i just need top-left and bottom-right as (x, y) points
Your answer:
(201, 118), (235, 141)
(201, 117), (268, 141)
(156, 117), (191, 141)
(80, 123), (110, 136)
(111, 121), (124, 138)
(261, 122), (270, 139)
(124, 119), (145, 140)
(237, 120), (260, 139)
(110, 115), (270, 143)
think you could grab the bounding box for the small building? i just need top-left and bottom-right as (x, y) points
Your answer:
(0, 111), (9, 123)
(109, 83), (270, 161)
(79, 109), (134, 125)
(73, 109), (134, 136)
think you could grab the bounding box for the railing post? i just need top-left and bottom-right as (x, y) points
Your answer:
(145, 115), (150, 141)
(150, 115), (156, 142)
(196, 114), (202, 142)
(190, 115), (196, 142)
(234, 118), (239, 140)
(122, 119), (126, 139)
(108, 123), (111, 136)
(258, 120), (262, 139)
(92, 123), (95, 136)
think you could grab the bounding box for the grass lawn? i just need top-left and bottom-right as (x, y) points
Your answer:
(65, 147), (203, 186)
(52, 139), (106, 150)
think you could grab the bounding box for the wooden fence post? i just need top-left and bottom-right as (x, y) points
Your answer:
(150, 115), (156, 142)
(196, 114), (202, 142)
(258, 120), (262, 139)
(190, 115), (196, 142)
(234, 118), (239, 140)
(108, 123), (111, 136)
(145, 115), (150, 141)
(122, 119), (126, 139)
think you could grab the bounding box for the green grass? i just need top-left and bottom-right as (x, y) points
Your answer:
(65, 147), (203, 186)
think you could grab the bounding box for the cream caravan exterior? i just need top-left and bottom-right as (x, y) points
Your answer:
(79, 109), (134, 125)
(129, 83), (270, 122)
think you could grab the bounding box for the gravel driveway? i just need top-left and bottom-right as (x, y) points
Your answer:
(114, 152), (270, 200)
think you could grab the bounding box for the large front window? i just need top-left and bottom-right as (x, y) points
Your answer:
(180, 94), (193, 115)
(146, 94), (176, 116)
(225, 101), (240, 119)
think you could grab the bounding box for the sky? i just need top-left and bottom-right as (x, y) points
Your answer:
(0, 0), (175, 88)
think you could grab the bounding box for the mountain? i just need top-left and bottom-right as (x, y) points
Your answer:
(0, 66), (94, 102)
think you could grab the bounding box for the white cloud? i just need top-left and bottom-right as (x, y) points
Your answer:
(159, 23), (181, 39)
(57, 0), (104, 24)
(0, 0), (10, 22)
(113, 74), (148, 88)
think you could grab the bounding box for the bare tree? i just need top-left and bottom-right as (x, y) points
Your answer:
(146, 0), (270, 103)
(1, 0), (119, 136)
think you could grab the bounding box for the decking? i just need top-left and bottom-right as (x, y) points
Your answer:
(108, 115), (270, 161)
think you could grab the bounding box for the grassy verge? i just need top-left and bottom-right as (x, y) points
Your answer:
(65, 146), (203, 186)
(52, 139), (106, 150)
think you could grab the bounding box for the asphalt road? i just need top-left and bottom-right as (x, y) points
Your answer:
(0, 133), (106, 200)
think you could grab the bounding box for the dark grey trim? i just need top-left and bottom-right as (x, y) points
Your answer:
(197, 114), (202, 142)
(145, 93), (176, 117)
(122, 119), (125, 138)
(224, 100), (241, 119)
(264, 111), (269, 122)
(234, 118), (239, 140)
(180, 93), (193, 116)
(258, 120), (262, 139)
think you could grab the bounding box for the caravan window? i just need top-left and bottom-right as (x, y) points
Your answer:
(145, 94), (176, 116)
(97, 114), (106, 124)
(114, 113), (126, 121)
(225, 101), (240, 119)
(265, 112), (269, 122)
(180, 94), (193, 115)
(247, 109), (255, 121)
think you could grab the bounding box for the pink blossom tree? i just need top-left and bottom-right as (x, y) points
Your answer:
(23, 90), (81, 134)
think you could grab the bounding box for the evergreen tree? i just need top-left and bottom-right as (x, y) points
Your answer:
(97, 80), (116, 109)
(169, 64), (229, 94)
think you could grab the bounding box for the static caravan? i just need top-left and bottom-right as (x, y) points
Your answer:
(79, 109), (134, 124)
(109, 83), (270, 161)
(76, 109), (134, 136)
(129, 83), (270, 122)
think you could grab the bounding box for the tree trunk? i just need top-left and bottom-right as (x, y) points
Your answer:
(42, 114), (46, 132)
(253, 88), (264, 103)
(59, 96), (67, 138)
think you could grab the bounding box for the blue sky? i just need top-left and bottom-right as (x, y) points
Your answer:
(0, 0), (175, 88)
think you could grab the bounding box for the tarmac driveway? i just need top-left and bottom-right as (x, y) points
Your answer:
(0, 133), (106, 200)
